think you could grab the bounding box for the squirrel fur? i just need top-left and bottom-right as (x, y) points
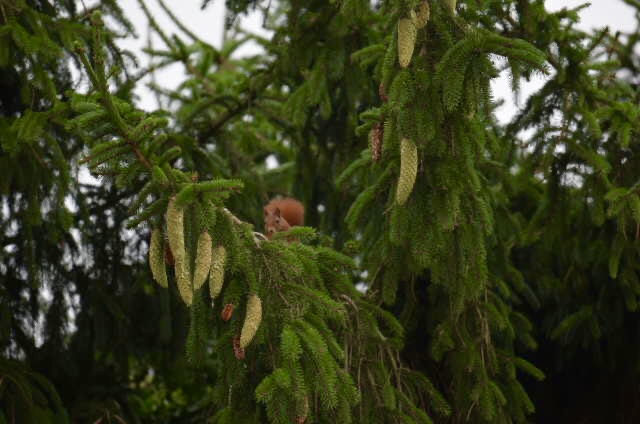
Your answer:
(263, 197), (304, 239)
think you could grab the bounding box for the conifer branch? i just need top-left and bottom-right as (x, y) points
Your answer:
(73, 21), (153, 171)
(136, 0), (173, 48)
(157, 0), (214, 49)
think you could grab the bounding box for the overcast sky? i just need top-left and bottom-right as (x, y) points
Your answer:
(113, 0), (638, 118)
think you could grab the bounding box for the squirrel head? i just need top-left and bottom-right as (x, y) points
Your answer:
(264, 206), (289, 239)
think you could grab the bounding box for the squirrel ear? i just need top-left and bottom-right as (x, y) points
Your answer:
(274, 207), (281, 218)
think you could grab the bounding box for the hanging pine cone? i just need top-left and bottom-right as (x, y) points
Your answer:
(174, 259), (193, 306)
(296, 396), (310, 424)
(193, 231), (212, 291)
(240, 294), (262, 349)
(396, 138), (418, 205)
(166, 197), (185, 263)
(443, 0), (456, 14)
(413, 1), (431, 28)
(149, 228), (168, 288)
(221, 303), (235, 321)
(369, 122), (383, 162)
(166, 197), (192, 305)
(209, 245), (227, 300)
(397, 18), (417, 68)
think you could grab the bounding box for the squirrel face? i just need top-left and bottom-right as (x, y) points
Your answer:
(263, 197), (303, 239)
(264, 206), (290, 239)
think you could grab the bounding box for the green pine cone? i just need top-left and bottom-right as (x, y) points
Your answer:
(443, 0), (456, 14)
(149, 228), (168, 288)
(209, 245), (227, 300)
(396, 138), (418, 205)
(397, 18), (417, 68)
(166, 197), (192, 305)
(240, 294), (262, 349)
(166, 197), (185, 263)
(413, 1), (431, 29)
(193, 231), (212, 291)
(174, 257), (193, 305)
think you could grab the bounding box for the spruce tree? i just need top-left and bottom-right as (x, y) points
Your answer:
(3, 0), (640, 423)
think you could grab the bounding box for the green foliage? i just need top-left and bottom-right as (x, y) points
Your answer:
(5, 0), (640, 423)
(0, 358), (69, 424)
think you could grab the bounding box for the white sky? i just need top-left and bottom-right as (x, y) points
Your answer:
(115, 0), (270, 110)
(494, 0), (638, 122)
(114, 0), (637, 116)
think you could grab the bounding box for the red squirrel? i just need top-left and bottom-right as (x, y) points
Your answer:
(263, 197), (304, 239)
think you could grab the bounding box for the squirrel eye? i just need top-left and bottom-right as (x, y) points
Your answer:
(275, 218), (280, 224)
